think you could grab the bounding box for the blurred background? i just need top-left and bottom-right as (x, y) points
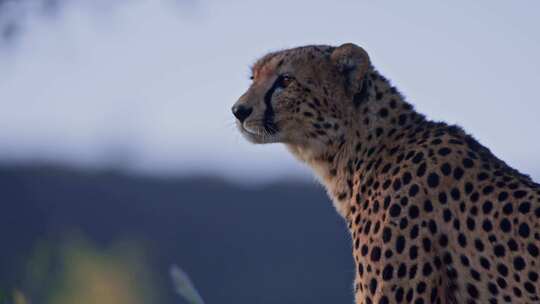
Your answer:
(0, 0), (539, 303)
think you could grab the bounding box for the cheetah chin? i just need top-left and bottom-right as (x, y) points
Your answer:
(236, 120), (281, 144)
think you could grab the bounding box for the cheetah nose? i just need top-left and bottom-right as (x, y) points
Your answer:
(232, 104), (253, 123)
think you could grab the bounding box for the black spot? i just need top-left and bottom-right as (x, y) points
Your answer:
(400, 218), (408, 229)
(417, 281), (427, 294)
(406, 286), (415, 301)
(412, 152), (424, 164)
(361, 244), (369, 256)
(507, 239), (518, 251)
(524, 282), (536, 294)
(398, 114), (407, 125)
(397, 263), (407, 278)
(409, 264), (418, 280)
(441, 163), (451, 176)
(502, 203), (513, 215)
(529, 272), (539, 285)
(396, 235), (406, 254)
(482, 201), (493, 214)
(453, 219), (460, 230)
(528, 243), (539, 257)
(453, 167), (464, 180)
(369, 278), (378, 295)
(409, 184), (420, 197)
(422, 262), (433, 276)
(497, 277), (507, 289)
(514, 256), (526, 271)
(416, 163), (427, 177)
(389, 204), (402, 217)
(464, 182), (473, 194)
(395, 287), (404, 302)
(371, 247), (382, 262)
(458, 234), (467, 247)
(382, 227), (392, 243)
(460, 255), (470, 266)
(467, 284), (479, 299)
(466, 217), (475, 230)
(482, 220), (493, 232)
(393, 179), (402, 191)
(518, 202), (531, 214)
(442, 252), (452, 265)
(497, 264), (508, 276)
(438, 147), (451, 156)
(427, 173), (440, 188)
(357, 263), (364, 275)
(422, 238), (431, 252)
(500, 218), (511, 233)
(483, 186), (494, 195)
(402, 172), (412, 185)
(424, 200), (433, 212)
(399, 196), (409, 207)
(488, 282), (499, 296)
(428, 220), (437, 234)
(382, 264), (394, 281)
(480, 257), (490, 270)
(450, 188), (461, 201)
(513, 190), (527, 199)
(519, 223), (530, 238)
(439, 234), (448, 247)
(494, 245), (506, 257)
(470, 269), (480, 281)
(477, 172), (489, 181)
(462, 158), (474, 168)
(408, 205), (420, 219)
(443, 209), (452, 222)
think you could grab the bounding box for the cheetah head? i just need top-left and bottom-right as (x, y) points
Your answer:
(232, 43), (371, 154)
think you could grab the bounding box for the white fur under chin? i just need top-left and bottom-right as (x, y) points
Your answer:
(237, 122), (281, 144)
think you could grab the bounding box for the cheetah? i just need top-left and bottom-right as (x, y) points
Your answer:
(231, 43), (540, 304)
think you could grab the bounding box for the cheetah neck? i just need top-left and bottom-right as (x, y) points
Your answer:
(287, 69), (424, 218)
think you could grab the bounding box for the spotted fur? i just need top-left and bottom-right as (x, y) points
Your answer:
(232, 43), (540, 304)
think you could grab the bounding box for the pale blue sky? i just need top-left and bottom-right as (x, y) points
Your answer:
(0, 0), (539, 181)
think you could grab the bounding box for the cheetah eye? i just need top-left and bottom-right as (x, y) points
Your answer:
(279, 74), (294, 88)
(249, 75), (254, 80)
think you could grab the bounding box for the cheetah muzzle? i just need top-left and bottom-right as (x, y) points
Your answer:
(232, 43), (540, 304)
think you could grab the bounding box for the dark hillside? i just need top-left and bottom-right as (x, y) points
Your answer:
(0, 165), (353, 303)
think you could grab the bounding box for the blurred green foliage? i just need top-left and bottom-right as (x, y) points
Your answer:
(18, 236), (162, 304)
(0, 290), (7, 304)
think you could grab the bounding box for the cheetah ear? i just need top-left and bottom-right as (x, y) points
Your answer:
(331, 43), (371, 96)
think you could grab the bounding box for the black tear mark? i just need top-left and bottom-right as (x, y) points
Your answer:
(263, 76), (283, 134)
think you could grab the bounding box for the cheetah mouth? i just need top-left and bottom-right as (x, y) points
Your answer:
(237, 122), (280, 144)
